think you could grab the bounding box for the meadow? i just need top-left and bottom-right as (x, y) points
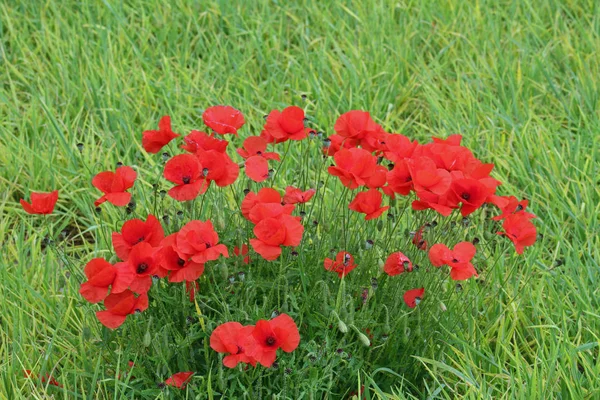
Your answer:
(1, 0), (599, 398)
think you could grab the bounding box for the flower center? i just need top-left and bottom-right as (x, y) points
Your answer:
(265, 336), (276, 346)
(451, 258), (459, 263)
(182, 176), (191, 184)
(202, 168), (209, 177)
(136, 236), (145, 243)
(257, 151), (262, 155)
(177, 258), (186, 267)
(461, 193), (470, 201)
(137, 263), (149, 274)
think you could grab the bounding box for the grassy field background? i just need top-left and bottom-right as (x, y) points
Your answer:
(1, 0), (599, 398)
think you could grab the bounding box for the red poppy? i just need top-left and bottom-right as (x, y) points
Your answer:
(181, 130), (229, 153)
(96, 289), (148, 329)
(142, 115), (179, 153)
(203, 105), (245, 135)
(283, 186), (316, 204)
(92, 166), (137, 207)
(324, 251), (357, 278)
(429, 242), (478, 280)
(412, 225), (428, 250)
(236, 136), (280, 160)
(386, 159), (413, 196)
(112, 215), (164, 260)
(174, 220), (228, 263)
(364, 165), (388, 189)
(210, 322), (257, 368)
(409, 157), (452, 196)
(383, 252), (412, 276)
(497, 213), (537, 254)
(450, 178), (494, 217)
(334, 110), (383, 141)
(383, 134), (419, 163)
(411, 191), (455, 216)
(432, 134), (463, 146)
(79, 258), (116, 303)
(20, 190), (59, 215)
(245, 313), (300, 368)
(489, 195), (535, 221)
(249, 215), (303, 260)
(403, 288), (425, 308)
(348, 189), (389, 220)
(244, 156), (270, 182)
(241, 188), (295, 224)
(195, 149), (240, 187)
(112, 242), (160, 294)
(23, 370), (62, 387)
(264, 106), (309, 142)
(163, 154), (208, 201)
(164, 371), (194, 389)
(234, 244), (250, 264)
(328, 148), (380, 189)
(159, 234), (205, 282)
(185, 281), (200, 302)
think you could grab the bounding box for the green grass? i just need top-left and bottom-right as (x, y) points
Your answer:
(1, 0), (599, 398)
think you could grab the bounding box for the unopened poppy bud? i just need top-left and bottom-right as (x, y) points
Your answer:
(365, 239), (373, 250)
(381, 333), (389, 341)
(76, 143), (84, 152)
(317, 131), (324, 138)
(440, 302), (447, 312)
(271, 310), (280, 318)
(351, 325), (371, 347)
(309, 130), (317, 138)
(161, 152), (170, 162)
(116, 161), (123, 167)
(303, 117), (310, 123)
(143, 331), (151, 347)
(338, 319), (348, 333)
(377, 220), (383, 231)
(268, 169), (275, 178)
(377, 258), (384, 269)
(95, 206), (102, 213)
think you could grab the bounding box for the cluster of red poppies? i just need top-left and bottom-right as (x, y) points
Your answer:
(18, 104), (537, 380)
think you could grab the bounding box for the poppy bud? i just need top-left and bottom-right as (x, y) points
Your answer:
(376, 220), (383, 231)
(351, 325), (371, 347)
(143, 331), (151, 347)
(387, 212), (394, 220)
(116, 161), (123, 167)
(365, 239), (373, 250)
(377, 258), (384, 270)
(440, 302), (447, 312)
(309, 130), (317, 138)
(431, 221), (438, 228)
(176, 211), (184, 219)
(303, 117), (310, 123)
(76, 143), (84, 152)
(161, 152), (170, 162)
(317, 131), (324, 138)
(301, 94), (307, 101)
(308, 354), (317, 363)
(338, 319), (348, 333)
(271, 310), (280, 318)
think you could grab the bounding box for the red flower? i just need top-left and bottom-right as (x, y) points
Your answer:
(112, 214), (164, 260)
(196, 149), (240, 187)
(249, 215), (303, 260)
(383, 252), (412, 276)
(159, 234), (205, 282)
(20, 190), (58, 215)
(324, 251), (357, 278)
(112, 242), (160, 294)
(96, 290), (148, 329)
(489, 195), (535, 221)
(241, 188), (295, 224)
(403, 288), (425, 308)
(263, 106), (309, 142)
(283, 186), (316, 204)
(92, 166), (137, 207)
(203, 105), (245, 135)
(181, 130), (228, 153)
(383, 134), (419, 163)
(386, 159), (413, 196)
(429, 242), (478, 280)
(79, 258), (116, 303)
(450, 178), (494, 217)
(142, 115), (179, 153)
(246, 313), (300, 368)
(409, 157), (452, 196)
(164, 371), (194, 389)
(163, 154), (208, 201)
(498, 213), (537, 254)
(210, 322), (257, 368)
(237, 137), (280, 182)
(23, 370), (62, 387)
(174, 220), (228, 263)
(234, 244), (250, 264)
(348, 189), (389, 220)
(334, 110), (383, 142)
(328, 148), (379, 189)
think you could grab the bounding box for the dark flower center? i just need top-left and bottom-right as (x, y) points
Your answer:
(202, 168), (209, 177)
(451, 258), (459, 263)
(182, 176), (191, 184)
(257, 151), (262, 155)
(136, 236), (145, 243)
(265, 336), (276, 346)
(405, 176), (412, 182)
(177, 258), (186, 267)
(137, 263), (149, 274)
(461, 193), (470, 201)
(236, 345), (243, 354)
(205, 242), (212, 249)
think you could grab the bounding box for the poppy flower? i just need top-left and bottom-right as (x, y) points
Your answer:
(328, 148), (379, 189)
(164, 371), (194, 389)
(412, 225), (428, 250)
(163, 154), (208, 201)
(489, 195), (535, 221)
(236, 136), (280, 160)
(20, 190), (59, 215)
(432, 134), (463, 146)
(348, 189), (389, 220)
(92, 166), (137, 207)
(159, 234), (205, 282)
(324, 251), (357, 278)
(195, 149), (239, 187)
(249, 215), (303, 260)
(263, 106), (309, 142)
(241, 188), (295, 224)
(181, 130), (229, 153)
(411, 190), (456, 216)
(112, 242), (160, 294)
(283, 186), (316, 204)
(409, 157), (452, 196)
(245, 313), (300, 368)
(450, 178), (494, 217)
(203, 105), (245, 135)
(386, 159), (413, 196)
(96, 289), (148, 329)
(364, 165), (388, 189)
(383, 252), (412, 276)
(234, 244), (250, 264)
(112, 215), (165, 260)
(23, 370), (62, 388)
(334, 110), (383, 141)
(497, 213), (537, 254)
(79, 258), (116, 303)
(383, 134), (419, 163)
(429, 242), (478, 280)
(174, 220), (228, 263)
(403, 288), (425, 308)
(142, 115), (179, 153)
(210, 322), (257, 368)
